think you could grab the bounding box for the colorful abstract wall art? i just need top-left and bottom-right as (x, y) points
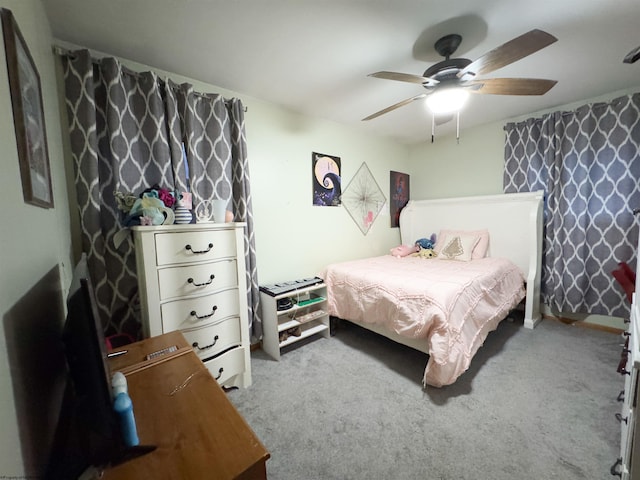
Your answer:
(390, 170), (409, 228)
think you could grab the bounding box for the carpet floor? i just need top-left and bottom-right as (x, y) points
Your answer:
(227, 317), (623, 480)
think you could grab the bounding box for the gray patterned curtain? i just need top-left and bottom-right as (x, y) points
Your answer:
(503, 92), (640, 318)
(60, 49), (261, 340)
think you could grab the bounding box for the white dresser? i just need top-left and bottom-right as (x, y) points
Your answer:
(132, 223), (251, 389)
(615, 250), (640, 477)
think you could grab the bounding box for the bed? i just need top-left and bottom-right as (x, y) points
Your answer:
(320, 191), (544, 387)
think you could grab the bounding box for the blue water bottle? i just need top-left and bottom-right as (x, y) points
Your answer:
(111, 372), (140, 446)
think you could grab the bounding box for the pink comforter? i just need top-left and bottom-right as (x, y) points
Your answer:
(319, 255), (525, 387)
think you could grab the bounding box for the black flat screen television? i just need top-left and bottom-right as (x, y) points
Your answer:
(46, 255), (153, 479)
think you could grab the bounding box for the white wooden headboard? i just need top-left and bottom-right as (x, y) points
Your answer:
(399, 191), (544, 328)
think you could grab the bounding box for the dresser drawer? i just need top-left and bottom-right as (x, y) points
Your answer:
(181, 317), (242, 361)
(160, 288), (241, 331)
(158, 259), (238, 300)
(155, 229), (237, 266)
(204, 346), (246, 385)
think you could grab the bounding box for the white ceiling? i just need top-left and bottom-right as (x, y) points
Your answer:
(43, 0), (640, 145)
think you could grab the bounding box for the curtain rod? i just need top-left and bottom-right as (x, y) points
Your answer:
(52, 44), (247, 111)
(504, 91), (639, 128)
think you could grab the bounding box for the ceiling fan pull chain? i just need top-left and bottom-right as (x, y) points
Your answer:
(456, 111), (460, 144)
(431, 113), (435, 143)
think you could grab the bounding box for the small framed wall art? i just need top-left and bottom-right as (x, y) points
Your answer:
(312, 152), (341, 206)
(2, 8), (53, 208)
(342, 162), (386, 235)
(390, 171), (410, 227)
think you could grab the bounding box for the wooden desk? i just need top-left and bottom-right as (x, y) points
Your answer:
(104, 331), (269, 479)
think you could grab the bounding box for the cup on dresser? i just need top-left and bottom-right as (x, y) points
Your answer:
(212, 199), (227, 223)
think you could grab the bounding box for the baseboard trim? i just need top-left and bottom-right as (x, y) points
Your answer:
(543, 313), (624, 335)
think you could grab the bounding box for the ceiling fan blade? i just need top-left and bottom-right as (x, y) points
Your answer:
(362, 93), (427, 121)
(466, 78), (557, 95)
(458, 29), (557, 78)
(624, 45), (640, 64)
(368, 71), (439, 86)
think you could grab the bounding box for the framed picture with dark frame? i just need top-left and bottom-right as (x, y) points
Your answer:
(390, 171), (409, 228)
(2, 8), (53, 208)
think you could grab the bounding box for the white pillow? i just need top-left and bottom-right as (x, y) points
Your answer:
(435, 229), (490, 259)
(437, 233), (480, 261)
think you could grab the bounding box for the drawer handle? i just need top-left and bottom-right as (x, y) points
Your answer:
(185, 243), (214, 254)
(615, 412), (628, 424)
(617, 353), (630, 374)
(192, 335), (219, 351)
(187, 274), (215, 287)
(190, 305), (218, 320)
(618, 390), (625, 402)
(214, 367), (224, 380)
(610, 457), (622, 476)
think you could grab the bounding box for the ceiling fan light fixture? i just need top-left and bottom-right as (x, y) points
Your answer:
(426, 88), (469, 114)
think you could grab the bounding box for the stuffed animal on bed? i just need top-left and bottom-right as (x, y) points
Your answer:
(391, 233), (438, 258)
(415, 234), (437, 251)
(390, 244), (419, 258)
(411, 248), (437, 259)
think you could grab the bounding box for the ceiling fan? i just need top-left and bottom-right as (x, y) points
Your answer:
(624, 45), (640, 64)
(362, 29), (558, 123)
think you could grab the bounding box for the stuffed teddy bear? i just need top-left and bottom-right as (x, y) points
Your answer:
(412, 248), (437, 259)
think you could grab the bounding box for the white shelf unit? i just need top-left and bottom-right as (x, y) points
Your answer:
(260, 283), (330, 360)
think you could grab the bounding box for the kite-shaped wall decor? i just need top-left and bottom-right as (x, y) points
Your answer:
(341, 162), (386, 235)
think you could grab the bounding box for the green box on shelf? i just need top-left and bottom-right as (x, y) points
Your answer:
(297, 295), (325, 307)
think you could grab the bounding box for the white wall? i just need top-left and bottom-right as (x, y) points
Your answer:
(0, 0), (72, 476)
(409, 120), (506, 199)
(247, 104), (410, 281)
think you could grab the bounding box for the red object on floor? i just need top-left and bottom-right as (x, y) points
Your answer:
(612, 261), (636, 304)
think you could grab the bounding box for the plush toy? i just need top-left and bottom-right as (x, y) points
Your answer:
(390, 244), (419, 258)
(412, 248), (437, 259)
(415, 234), (437, 251)
(123, 194), (174, 226)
